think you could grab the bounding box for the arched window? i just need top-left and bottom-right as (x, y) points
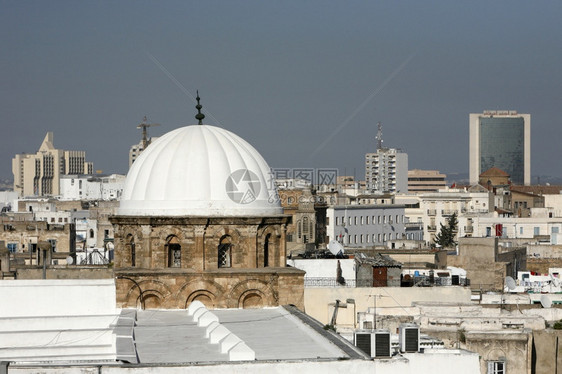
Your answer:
(297, 220), (302, 239)
(303, 217), (309, 243)
(89, 229), (94, 238)
(218, 235), (232, 268)
(167, 236), (181, 268)
(264, 233), (271, 267)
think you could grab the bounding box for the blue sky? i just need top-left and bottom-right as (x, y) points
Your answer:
(2, 1), (562, 182)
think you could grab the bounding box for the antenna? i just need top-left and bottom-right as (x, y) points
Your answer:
(540, 294), (552, 308)
(376, 122), (383, 150)
(137, 116), (161, 149)
(550, 274), (560, 288)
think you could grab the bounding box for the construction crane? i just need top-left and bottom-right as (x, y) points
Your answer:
(137, 116), (161, 149)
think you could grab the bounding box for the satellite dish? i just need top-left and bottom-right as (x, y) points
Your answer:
(540, 294), (552, 309)
(328, 240), (345, 256)
(66, 256), (74, 265)
(505, 276), (516, 291)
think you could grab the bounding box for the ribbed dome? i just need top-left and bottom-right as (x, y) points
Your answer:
(118, 125), (282, 216)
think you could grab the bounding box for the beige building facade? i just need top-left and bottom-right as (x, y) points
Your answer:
(408, 169), (447, 193)
(12, 132), (93, 197)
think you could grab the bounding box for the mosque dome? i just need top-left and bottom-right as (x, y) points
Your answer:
(118, 124), (282, 217)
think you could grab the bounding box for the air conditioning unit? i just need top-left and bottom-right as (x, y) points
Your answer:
(354, 329), (392, 358)
(399, 323), (420, 353)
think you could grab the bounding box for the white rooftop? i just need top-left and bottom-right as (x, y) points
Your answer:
(127, 304), (366, 364)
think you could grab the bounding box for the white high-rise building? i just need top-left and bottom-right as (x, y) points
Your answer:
(365, 148), (408, 193)
(12, 132), (93, 197)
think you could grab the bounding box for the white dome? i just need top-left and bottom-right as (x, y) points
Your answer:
(118, 125), (282, 216)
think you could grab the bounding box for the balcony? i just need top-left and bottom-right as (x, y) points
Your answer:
(464, 226), (474, 233)
(442, 210), (456, 216)
(427, 225), (437, 231)
(427, 209), (436, 216)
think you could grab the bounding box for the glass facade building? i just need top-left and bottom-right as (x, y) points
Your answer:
(469, 111), (530, 186)
(479, 117), (525, 185)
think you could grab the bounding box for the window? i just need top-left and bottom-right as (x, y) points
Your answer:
(218, 235), (231, 268)
(167, 236), (181, 268)
(553, 227), (560, 234)
(360, 234), (363, 243)
(534, 227), (540, 236)
(377, 234), (381, 243)
(264, 234), (270, 267)
(360, 216), (364, 225)
(366, 216), (369, 225)
(7, 243), (17, 253)
(89, 229), (94, 239)
(487, 360), (505, 374)
(354, 235), (357, 244)
(520, 227), (523, 235)
(354, 217), (357, 225)
(378, 216), (381, 224)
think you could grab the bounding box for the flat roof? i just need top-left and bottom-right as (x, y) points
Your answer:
(127, 306), (367, 364)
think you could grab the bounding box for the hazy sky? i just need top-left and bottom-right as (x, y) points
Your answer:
(2, 1), (562, 182)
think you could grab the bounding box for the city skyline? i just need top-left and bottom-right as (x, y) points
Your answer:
(2, 2), (562, 182)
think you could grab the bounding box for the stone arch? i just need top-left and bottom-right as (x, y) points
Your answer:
(122, 279), (172, 309)
(206, 226), (242, 269)
(257, 226), (282, 267)
(186, 290), (216, 309)
(228, 278), (277, 308)
(138, 290), (164, 309)
(239, 289), (266, 309)
(176, 279), (225, 309)
(485, 347), (507, 361)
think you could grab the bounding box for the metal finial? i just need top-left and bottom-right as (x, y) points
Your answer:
(195, 90), (205, 125)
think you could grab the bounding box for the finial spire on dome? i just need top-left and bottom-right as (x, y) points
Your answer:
(195, 90), (205, 125)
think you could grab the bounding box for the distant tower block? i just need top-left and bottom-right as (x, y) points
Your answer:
(365, 122), (408, 194)
(469, 111), (531, 185)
